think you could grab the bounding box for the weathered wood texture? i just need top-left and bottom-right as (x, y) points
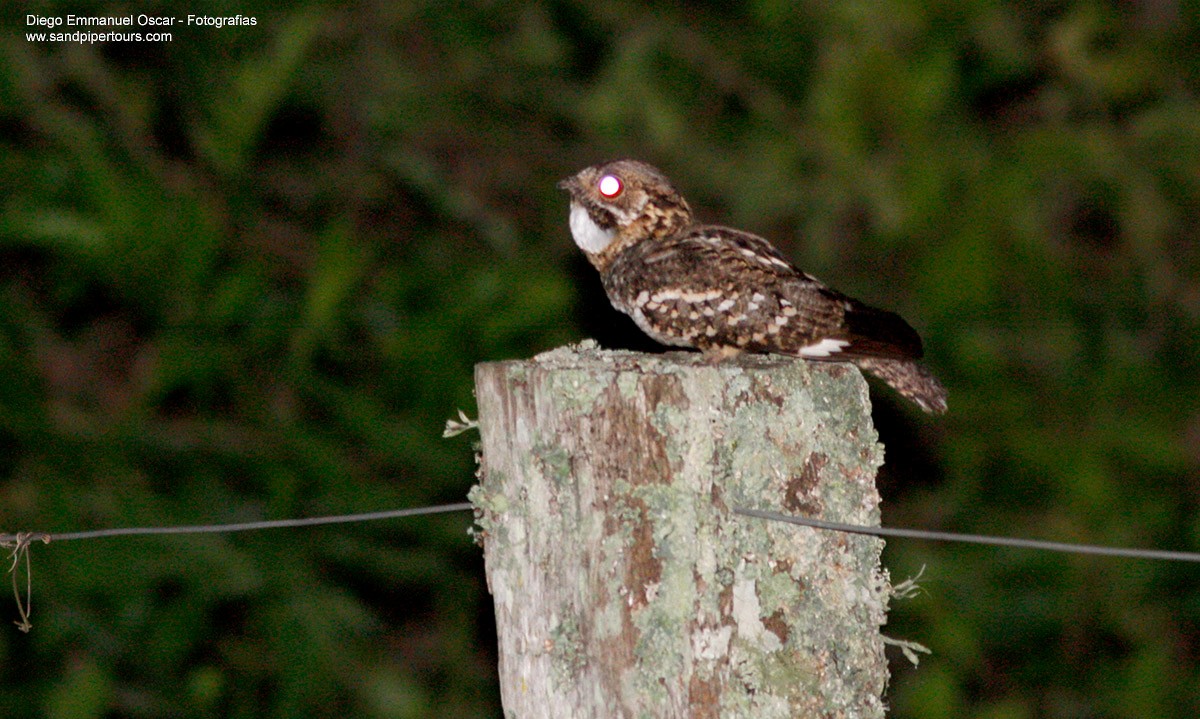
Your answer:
(472, 343), (890, 719)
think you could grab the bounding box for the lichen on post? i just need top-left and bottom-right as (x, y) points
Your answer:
(472, 341), (890, 718)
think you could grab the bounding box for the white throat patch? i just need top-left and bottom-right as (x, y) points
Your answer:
(568, 203), (616, 254)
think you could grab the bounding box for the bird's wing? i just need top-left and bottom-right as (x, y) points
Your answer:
(605, 225), (924, 361)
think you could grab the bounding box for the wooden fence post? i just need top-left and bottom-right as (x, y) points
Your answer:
(471, 342), (891, 718)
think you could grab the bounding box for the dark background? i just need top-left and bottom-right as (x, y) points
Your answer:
(4, 1), (1200, 716)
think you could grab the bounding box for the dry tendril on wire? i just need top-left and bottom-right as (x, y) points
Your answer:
(3, 533), (50, 633)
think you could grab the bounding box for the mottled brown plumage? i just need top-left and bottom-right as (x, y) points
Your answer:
(558, 159), (948, 413)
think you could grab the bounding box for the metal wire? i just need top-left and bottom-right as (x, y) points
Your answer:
(0, 503), (475, 544)
(4, 502), (1198, 564)
(733, 507), (1200, 563)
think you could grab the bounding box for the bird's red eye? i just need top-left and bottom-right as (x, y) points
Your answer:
(598, 174), (623, 198)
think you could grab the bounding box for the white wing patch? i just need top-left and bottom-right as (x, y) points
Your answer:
(568, 203), (615, 254)
(799, 338), (850, 358)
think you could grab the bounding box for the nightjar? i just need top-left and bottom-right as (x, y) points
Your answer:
(557, 159), (947, 414)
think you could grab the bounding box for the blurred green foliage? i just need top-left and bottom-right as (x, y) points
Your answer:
(2, 0), (1199, 716)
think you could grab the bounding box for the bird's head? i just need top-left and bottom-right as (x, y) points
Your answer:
(557, 159), (694, 269)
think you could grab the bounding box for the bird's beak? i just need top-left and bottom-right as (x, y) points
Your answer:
(556, 176), (577, 193)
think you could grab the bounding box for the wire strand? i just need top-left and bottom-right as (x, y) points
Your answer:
(4, 503), (1199, 564)
(733, 507), (1200, 563)
(0, 503), (475, 544)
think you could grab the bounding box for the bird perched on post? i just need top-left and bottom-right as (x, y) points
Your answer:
(557, 159), (948, 414)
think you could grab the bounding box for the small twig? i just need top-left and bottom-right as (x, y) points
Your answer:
(443, 409), (478, 438)
(891, 565), (927, 600)
(882, 634), (932, 667)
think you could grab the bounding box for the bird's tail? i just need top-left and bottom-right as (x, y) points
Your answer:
(853, 358), (948, 414)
